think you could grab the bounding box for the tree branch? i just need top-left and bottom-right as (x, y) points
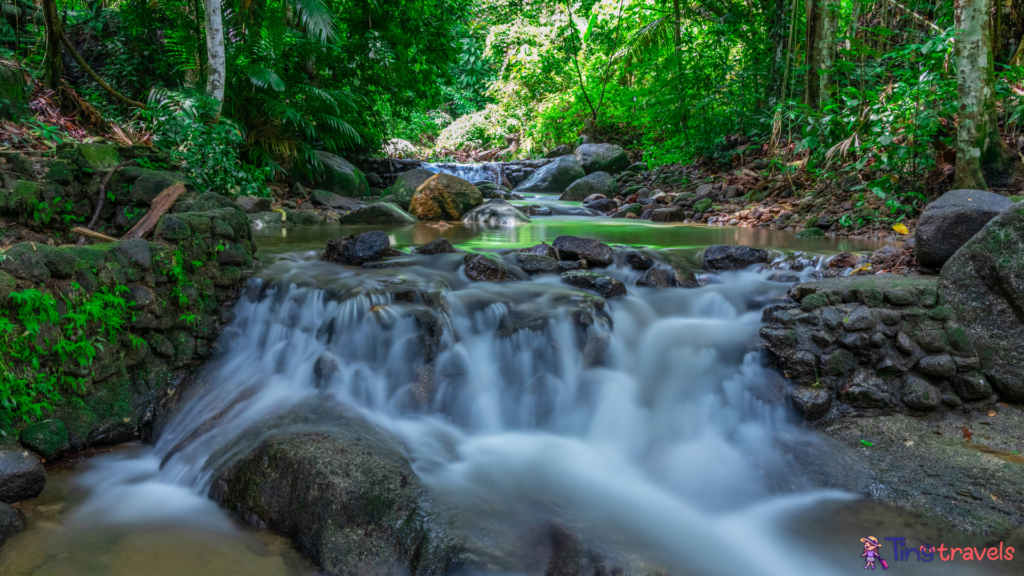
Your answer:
(57, 26), (147, 109)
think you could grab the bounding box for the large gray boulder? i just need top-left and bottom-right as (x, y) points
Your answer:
(0, 450), (46, 503)
(574, 143), (630, 175)
(512, 156), (585, 195)
(338, 203), (418, 225)
(322, 231), (391, 266)
(461, 199), (531, 225)
(558, 172), (616, 201)
(552, 236), (614, 267)
(703, 245), (771, 271)
(942, 203), (1024, 401)
(392, 168), (437, 209)
(209, 405), (468, 576)
(915, 189), (1014, 268)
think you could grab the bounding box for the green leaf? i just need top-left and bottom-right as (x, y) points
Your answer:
(860, 440), (874, 447)
(583, 13), (598, 43)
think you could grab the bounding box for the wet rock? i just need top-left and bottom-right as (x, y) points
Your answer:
(842, 305), (875, 331)
(557, 260), (587, 272)
(915, 189), (1013, 268)
(558, 171), (616, 201)
(517, 253), (560, 275)
(840, 368), (891, 408)
(311, 189), (363, 211)
(522, 242), (559, 259)
(312, 354), (338, 388)
(391, 168), (436, 209)
(574, 143), (630, 175)
(915, 354), (956, 379)
(339, 203), (418, 225)
(128, 285), (154, 309)
(520, 205), (552, 216)
(582, 194), (606, 203)
(791, 387), (832, 421)
(544, 144), (572, 158)
(323, 231), (391, 266)
(827, 252), (858, 269)
(625, 251), (655, 271)
(552, 236), (614, 267)
(635, 268), (677, 288)
(209, 406), (468, 576)
(561, 270), (626, 298)
(901, 374), (941, 411)
(585, 198), (618, 213)
(409, 173), (483, 220)
(460, 199), (531, 225)
(952, 371), (993, 401)
(19, 419), (69, 460)
(767, 272), (801, 283)
(514, 156), (586, 195)
(650, 206), (687, 222)
(417, 237), (457, 255)
(702, 245), (770, 271)
(941, 202), (1024, 401)
(0, 502), (22, 544)
(0, 450), (46, 503)
(464, 254), (519, 282)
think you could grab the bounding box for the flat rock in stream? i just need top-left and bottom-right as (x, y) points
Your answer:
(323, 231), (391, 266)
(703, 245), (770, 271)
(561, 271), (626, 298)
(461, 199), (531, 225)
(464, 254), (519, 282)
(552, 236), (614, 267)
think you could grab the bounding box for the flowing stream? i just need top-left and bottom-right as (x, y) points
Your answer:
(0, 209), (1009, 576)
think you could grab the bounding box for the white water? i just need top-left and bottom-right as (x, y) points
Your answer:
(67, 256), (865, 575)
(422, 162), (495, 183)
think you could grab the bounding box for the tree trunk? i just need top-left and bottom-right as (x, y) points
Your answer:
(672, 0), (681, 49)
(40, 0), (62, 89)
(765, 0), (790, 107)
(954, 0), (1022, 189)
(203, 0), (226, 120)
(846, 0), (861, 50)
(805, 0), (839, 109)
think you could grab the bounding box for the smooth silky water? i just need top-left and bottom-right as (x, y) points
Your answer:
(1, 209), (1013, 576)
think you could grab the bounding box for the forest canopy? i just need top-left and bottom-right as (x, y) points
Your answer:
(1, 0), (1023, 198)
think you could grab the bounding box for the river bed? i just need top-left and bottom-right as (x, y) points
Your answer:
(1, 211), (1018, 576)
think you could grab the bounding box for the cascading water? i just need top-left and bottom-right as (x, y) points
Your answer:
(422, 162), (495, 184)
(49, 252), (876, 576)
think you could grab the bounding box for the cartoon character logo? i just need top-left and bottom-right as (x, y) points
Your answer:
(861, 536), (889, 570)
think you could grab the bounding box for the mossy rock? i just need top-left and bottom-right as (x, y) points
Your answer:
(19, 419), (69, 459)
(796, 227), (824, 238)
(76, 143), (122, 172)
(0, 242), (50, 283)
(693, 198), (713, 213)
(0, 64), (31, 120)
(805, 216), (819, 228)
(8, 180), (41, 217)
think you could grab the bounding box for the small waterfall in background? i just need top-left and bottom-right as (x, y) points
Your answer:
(421, 162), (496, 184)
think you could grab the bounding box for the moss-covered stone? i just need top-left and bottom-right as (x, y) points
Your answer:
(693, 198), (713, 213)
(0, 64), (31, 120)
(796, 227), (824, 238)
(19, 419), (70, 460)
(0, 242), (50, 283)
(8, 180), (41, 218)
(154, 214), (192, 241)
(44, 161), (76, 185)
(801, 292), (830, 310)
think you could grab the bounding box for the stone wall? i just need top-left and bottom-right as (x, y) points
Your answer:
(0, 193), (255, 458)
(760, 275), (992, 421)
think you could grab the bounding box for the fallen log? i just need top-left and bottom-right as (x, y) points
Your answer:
(122, 182), (186, 239)
(71, 227), (117, 243)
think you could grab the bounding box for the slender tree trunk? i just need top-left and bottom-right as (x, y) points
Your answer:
(765, 0), (789, 106)
(40, 0), (62, 89)
(672, 0), (681, 49)
(954, 0), (1022, 189)
(846, 0), (861, 50)
(203, 0), (226, 120)
(805, 0), (839, 109)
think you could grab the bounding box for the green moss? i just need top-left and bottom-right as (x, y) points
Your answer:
(946, 324), (972, 355)
(857, 287), (884, 308)
(805, 216), (819, 228)
(77, 143), (122, 172)
(796, 227), (824, 238)
(694, 198), (713, 213)
(19, 419), (69, 459)
(801, 292), (830, 310)
(823, 349), (857, 375)
(927, 305), (952, 321)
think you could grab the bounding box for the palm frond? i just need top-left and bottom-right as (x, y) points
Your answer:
(291, 0), (337, 44)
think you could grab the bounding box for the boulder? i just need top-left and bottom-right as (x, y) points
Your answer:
(573, 143), (630, 175)
(552, 236), (614, 267)
(624, 162), (647, 174)
(940, 203), (1024, 400)
(311, 189), (363, 211)
(417, 237), (457, 255)
(19, 419), (69, 460)
(582, 194), (606, 203)
(461, 199), (531, 225)
(522, 242), (559, 259)
(235, 196), (272, 214)
(323, 231), (391, 266)
(559, 172), (616, 201)
(544, 145), (572, 158)
(392, 168), (437, 209)
(0, 450), (46, 503)
(635, 268), (677, 288)
(901, 374), (942, 411)
(464, 254), (519, 282)
(650, 207), (686, 222)
(209, 408), (466, 576)
(915, 189), (1013, 268)
(0, 502), (23, 545)
(561, 271), (627, 298)
(517, 253), (560, 275)
(790, 387), (832, 421)
(952, 372), (993, 401)
(304, 152), (369, 197)
(409, 174), (483, 220)
(338, 203), (418, 225)
(513, 156), (586, 195)
(585, 198), (618, 213)
(703, 245), (771, 271)
(626, 251), (655, 271)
